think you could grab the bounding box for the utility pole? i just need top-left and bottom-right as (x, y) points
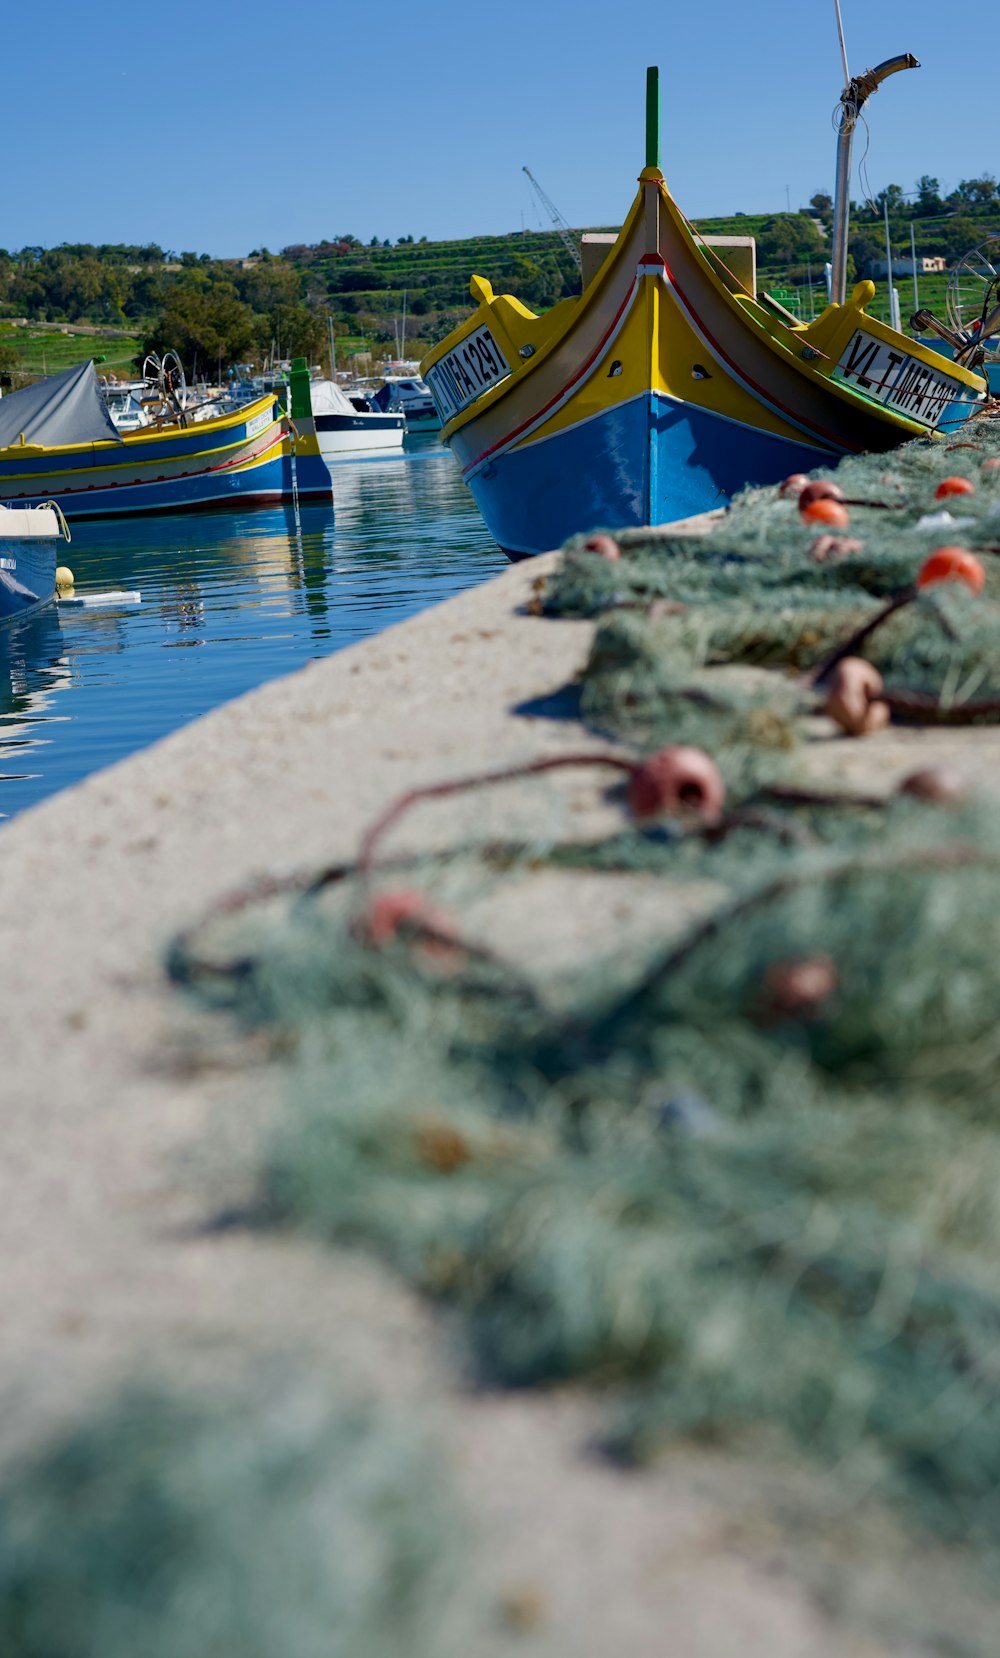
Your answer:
(910, 219), (919, 315)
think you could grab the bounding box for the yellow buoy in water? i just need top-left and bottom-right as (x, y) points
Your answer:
(55, 565), (75, 589)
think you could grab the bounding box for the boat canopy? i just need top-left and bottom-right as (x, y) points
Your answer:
(308, 378), (358, 415)
(0, 361), (122, 449)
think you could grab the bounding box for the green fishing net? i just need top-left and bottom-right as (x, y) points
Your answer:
(160, 789), (1000, 1611)
(544, 410), (1000, 778)
(0, 1384), (462, 1658)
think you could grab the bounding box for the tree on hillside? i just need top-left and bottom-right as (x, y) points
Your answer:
(145, 285), (258, 377)
(505, 253), (563, 308)
(257, 303), (327, 363)
(949, 175), (999, 211)
(862, 184), (907, 221)
(809, 192), (834, 229)
(0, 340), (23, 388)
(756, 214), (825, 267)
(934, 215), (989, 262)
(848, 231), (882, 274)
(327, 265), (378, 295)
(915, 175), (944, 215)
(235, 258), (301, 314)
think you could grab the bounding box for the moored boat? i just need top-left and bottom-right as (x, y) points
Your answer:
(308, 376), (405, 458)
(372, 375), (441, 432)
(421, 68), (987, 557)
(0, 360), (331, 518)
(0, 503), (70, 624)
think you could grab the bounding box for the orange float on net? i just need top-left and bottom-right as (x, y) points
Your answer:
(916, 547), (985, 595)
(801, 498), (850, 528)
(934, 476), (976, 499)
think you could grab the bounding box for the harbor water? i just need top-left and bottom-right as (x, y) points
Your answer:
(0, 445), (506, 820)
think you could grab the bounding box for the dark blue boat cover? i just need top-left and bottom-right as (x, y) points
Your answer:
(0, 360), (122, 449)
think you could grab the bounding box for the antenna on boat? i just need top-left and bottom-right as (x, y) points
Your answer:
(645, 66), (660, 170)
(829, 48), (919, 306)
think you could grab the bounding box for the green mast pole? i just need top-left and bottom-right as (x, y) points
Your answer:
(645, 65), (660, 169)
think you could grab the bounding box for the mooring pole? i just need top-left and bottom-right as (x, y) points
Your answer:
(645, 66), (660, 170)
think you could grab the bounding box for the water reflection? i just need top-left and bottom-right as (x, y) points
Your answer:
(0, 606), (71, 804)
(0, 448), (503, 819)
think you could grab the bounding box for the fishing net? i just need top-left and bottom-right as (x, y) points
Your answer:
(162, 785), (1000, 1609)
(544, 412), (1000, 782)
(0, 1384), (462, 1658)
(55, 405), (1000, 1650)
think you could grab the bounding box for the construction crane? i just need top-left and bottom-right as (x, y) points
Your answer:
(522, 166), (582, 275)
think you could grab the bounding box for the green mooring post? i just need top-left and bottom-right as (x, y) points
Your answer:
(645, 66), (660, 169)
(288, 356), (312, 421)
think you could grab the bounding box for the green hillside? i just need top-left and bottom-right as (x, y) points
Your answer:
(0, 182), (998, 384)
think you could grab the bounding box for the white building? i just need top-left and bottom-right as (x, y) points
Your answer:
(866, 256), (947, 279)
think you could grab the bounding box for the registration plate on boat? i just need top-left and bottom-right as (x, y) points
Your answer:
(246, 408), (273, 439)
(833, 331), (962, 428)
(425, 325), (512, 422)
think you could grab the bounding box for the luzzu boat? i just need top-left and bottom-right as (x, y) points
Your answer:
(421, 68), (987, 557)
(0, 360), (331, 519)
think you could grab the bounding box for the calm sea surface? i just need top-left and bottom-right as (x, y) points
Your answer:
(0, 443), (506, 820)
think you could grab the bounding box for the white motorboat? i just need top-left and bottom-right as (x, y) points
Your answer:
(372, 375), (441, 432)
(309, 378), (405, 458)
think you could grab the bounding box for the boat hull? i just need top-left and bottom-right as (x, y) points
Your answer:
(314, 411), (405, 457)
(403, 410), (442, 433)
(0, 396), (331, 519)
(468, 390), (839, 557)
(0, 526), (58, 623)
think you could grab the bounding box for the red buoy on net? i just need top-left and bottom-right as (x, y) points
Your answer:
(916, 547), (985, 595)
(627, 746), (725, 822)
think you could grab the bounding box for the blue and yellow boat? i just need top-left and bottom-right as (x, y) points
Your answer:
(0, 360), (331, 519)
(421, 69), (987, 557)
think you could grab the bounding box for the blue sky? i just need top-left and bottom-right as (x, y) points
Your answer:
(6, 0), (992, 253)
